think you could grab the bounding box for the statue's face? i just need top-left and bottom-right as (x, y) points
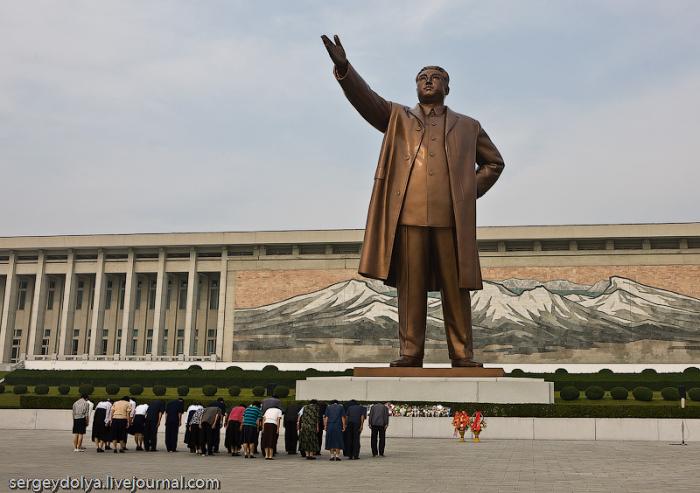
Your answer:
(416, 68), (449, 104)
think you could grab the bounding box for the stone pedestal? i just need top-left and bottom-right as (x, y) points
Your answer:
(296, 368), (553, 404)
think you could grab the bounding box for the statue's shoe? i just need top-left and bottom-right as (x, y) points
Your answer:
(451, 359), (483, 368)
(389, 356), (423, 367)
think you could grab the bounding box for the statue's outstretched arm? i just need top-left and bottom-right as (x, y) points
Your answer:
(322, 34), (391, 133)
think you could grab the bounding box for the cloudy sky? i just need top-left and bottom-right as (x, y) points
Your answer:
(1, 0), (698, 236)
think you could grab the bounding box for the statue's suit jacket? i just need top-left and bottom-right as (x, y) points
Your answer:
(336, 64), (505, 290)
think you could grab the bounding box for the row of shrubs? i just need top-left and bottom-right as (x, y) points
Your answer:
(4, 368), (349, 388)
(17, 395), (700, 418)
(510, 367), (700, 391)
(559, 385), (700, 402)
(511, 367), (700, 376)
(0, 384), (290, 399)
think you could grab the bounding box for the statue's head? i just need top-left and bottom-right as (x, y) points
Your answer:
(416, 66), (450, 104)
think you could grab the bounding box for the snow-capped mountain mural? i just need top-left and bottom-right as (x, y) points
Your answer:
(232, 276), (700, 363)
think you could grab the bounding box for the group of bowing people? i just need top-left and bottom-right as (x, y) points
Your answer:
(88, 395), (390, 460)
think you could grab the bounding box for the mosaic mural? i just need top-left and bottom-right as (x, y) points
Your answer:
(233, 276), (700, 363)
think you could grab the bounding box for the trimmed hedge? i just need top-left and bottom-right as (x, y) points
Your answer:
(661, 387), (680, 401)
(273, 385), (290, 398)
(555, 368), (569, 375)
(130, 384), (144, 395)
(688, 388), (700, 402)
(560, 386), (579, 401)
(78, 384), (94, 396)
(5, 368), (352, 389)
(633, 386), (653, 402)
(598, 369), (614, 375)
(610, 387), (629, 400)
(683, 367), (700, 375)
(152, 385), (166, 396)
(228, 386), (241, 397)
(585, 386), (605, 400)
(58, 385), (71, 395)
(509, 369), (525, 377)
(13, 384), (28, 395)
(34, 384), (49, 395)
(17, 395), (700, 419)
(641, 368), (658, 376)
(105, 384), (120, 396)
(177, 385), (190, 396)
(252, 386), (265, 397)
(202, 385), (218, 397)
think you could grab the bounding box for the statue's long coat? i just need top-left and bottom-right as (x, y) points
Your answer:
(336, 64), (505, 291)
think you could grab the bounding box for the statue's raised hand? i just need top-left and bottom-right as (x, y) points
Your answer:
(321, 34), (348, 74)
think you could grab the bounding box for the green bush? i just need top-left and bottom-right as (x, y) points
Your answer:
(559, 386), (579, 401)
(641, 368), (657, 376)
(78, 384), (94, 396)
(202, 385), (218, 396)
(661, 387), (680, 401)
(585, 385), (605, 400)
(177, 385), (190, 396)
(13, 384), (28, 395)
(510, 369), (525, 377)
(188, 365), (203, 371)
(273, 385), (290, 398)
(0, 384), (5, 393)
(226, 366), (242, 372)
(252, 386), (265, 397)
(34, 384), (49, 395)
(129, 384), (144, 396)
(632, 386), (653, 401)
(597, 368), (614, 375)
(262, 365), (279, 372)
(228, 385), (241, 397)
(152, 385), (166, 396)
(683, 367), (700, 375)
(105, 384), (120, 395)
(57, 385), (70, 395)
(4, 368), (352, 389)
(688, 388), (700, 401)
(610, 387), (629, 400)
(554, 368), (569, 375)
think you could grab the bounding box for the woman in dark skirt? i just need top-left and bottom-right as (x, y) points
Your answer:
(224, 404), (245, 456)
(298, 400), (320, 459)
(92, 399), (112, 452)
(183, 402), (202, 451)
(261, 406), (283, 460)
(130, 403), (148, 451)
(324, 400), (346, 461)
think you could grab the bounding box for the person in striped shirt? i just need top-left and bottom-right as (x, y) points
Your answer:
(240, 402), (262, 459)
(71, 394), (91, 452)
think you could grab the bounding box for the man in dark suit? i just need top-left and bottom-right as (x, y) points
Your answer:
(322, 35), (505, 367)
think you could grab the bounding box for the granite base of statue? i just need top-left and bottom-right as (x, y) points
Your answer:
(296, 367), (554, 404)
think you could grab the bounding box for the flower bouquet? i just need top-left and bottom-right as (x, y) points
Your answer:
(452, 411), (470, 442)
(469, 411), (487, 442)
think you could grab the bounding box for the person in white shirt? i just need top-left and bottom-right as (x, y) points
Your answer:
(92, 399), (112, 453)
(131, 403), (149, 451)
(184, 403), (204, 453)
(261, 407), (283, 460)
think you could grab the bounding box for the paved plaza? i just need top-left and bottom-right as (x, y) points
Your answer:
(2, 430), (698, 492)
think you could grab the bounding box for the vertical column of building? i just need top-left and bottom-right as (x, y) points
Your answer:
(221, 268), (236, 362)
(57, 251), (76, 357)
(150, 248), (167, 357)
(88, 250), (106, 356)
(183, 248), (198, 357)
(0, 252), (18, 363)
(118, 249), (137, 357)
(214, 248), (228, 360)
(26, 251), (48, 358)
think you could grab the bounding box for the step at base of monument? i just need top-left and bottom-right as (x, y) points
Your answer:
(296, 375), (554, 404)
(353, 367), (505, 378)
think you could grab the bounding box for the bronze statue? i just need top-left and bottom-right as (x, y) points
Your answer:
(322, 35), (505, 367)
